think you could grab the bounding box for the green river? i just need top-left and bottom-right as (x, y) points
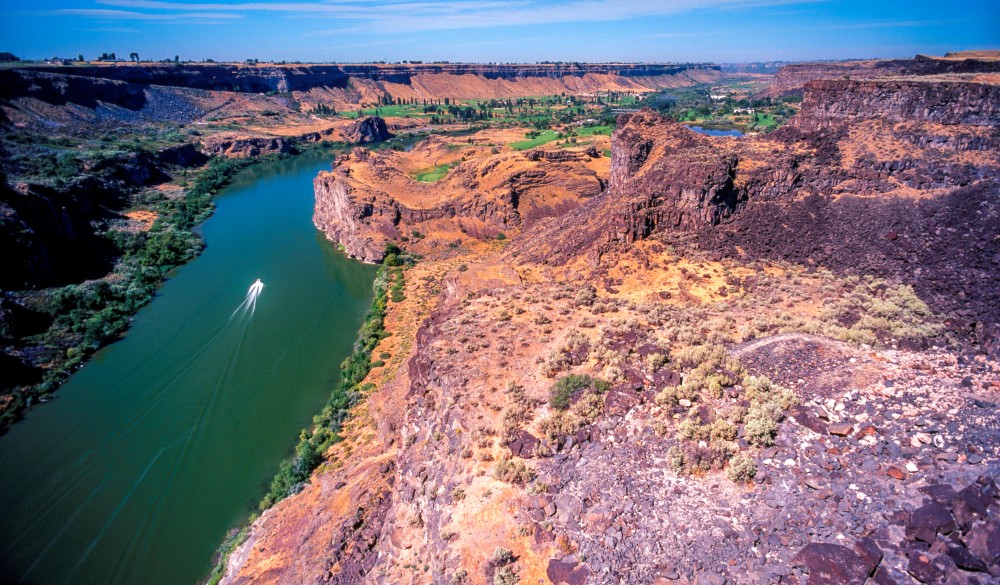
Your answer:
(0, 149), (377, 585)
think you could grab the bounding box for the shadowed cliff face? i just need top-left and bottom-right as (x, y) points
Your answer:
(0, 150), (171, 290)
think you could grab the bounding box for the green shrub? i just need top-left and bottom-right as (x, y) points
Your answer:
(538, 411), (583, 440)
(494, 566), (519, 585)
(744, 415), (777, 447)
(727, 453), (757, 483)
(709, 419), (737, 442)
(549, 373), (604, 410)
(571, 392), (605, 422)
(492, 547), (514, 565)
(667, 446), (685, 473)
(677, 417), (709, 442)
(493, 457), (536, 484)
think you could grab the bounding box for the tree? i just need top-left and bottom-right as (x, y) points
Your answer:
(0, 52), (20, 62)
(77, 54), (84, 62)
(129, 52), (139, 62)
(174, 55), (179, 63)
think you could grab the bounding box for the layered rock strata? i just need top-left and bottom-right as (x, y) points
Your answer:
(313, 143), (604, 262)
(761, 51), (1000, 98)
(18, 63), (723, 94)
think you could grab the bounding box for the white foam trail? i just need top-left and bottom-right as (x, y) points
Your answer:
(230, 279), (264, 321)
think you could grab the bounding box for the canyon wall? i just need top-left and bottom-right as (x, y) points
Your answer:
(791, 79), (1000, 128)
(761, 52), (1000, 97)
(512, 77), (1000, 350)
(18, 62), (722, 94)
(313, 144), (605, 262)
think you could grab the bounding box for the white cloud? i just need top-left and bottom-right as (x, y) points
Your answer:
(59, 8), (243, 19)
(88, 0), (817, 31)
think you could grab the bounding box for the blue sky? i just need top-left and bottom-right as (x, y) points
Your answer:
(2, 0), (997, 63)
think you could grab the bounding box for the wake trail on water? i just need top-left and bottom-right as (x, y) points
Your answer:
(13, 470), (113, 581)
(99, 285), (263, 582)
(6, 316), (239, 555)
(230, 279), (264, 323)
(64, 441), (181, 584)
(117, 278), (263, 441)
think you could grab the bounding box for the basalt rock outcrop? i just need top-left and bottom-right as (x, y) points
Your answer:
(0, 169), (160, 290)
(0, 69), (209, 126)
(760, 51), (1000, 98)
(344, 116), (394, 144)
(512, 76), (1000, 354)
(313, 142), (604, 262)
(790, 78), (1000, 129)
(157, 143), (208, 167)
(200, 133), (299, 159)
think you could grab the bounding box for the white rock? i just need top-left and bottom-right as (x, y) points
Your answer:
(906, 462), (919, 472)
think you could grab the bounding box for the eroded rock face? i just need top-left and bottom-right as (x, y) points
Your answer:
(511, 77), (1000, 353)
(761, 52), (1000, 98)
(608, 110), (743, 234)
(791, 79), (1000, 129)
(200, 134), (298, 158)
(344, 116), (393, 144)
(312, 142), (604, 263)
(312, 151), (408, 263)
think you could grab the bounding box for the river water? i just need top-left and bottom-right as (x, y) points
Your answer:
(0, 149), (377, 585)
(688, 125), (744, 137)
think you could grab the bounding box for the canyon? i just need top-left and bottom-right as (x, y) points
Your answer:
(1, 51), (998, 585)
(219, 55), (1000, 584)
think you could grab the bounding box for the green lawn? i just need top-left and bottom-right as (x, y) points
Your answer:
(510, 130), (559, 150)
(411, 162), (458, 183)
(340, 104), (437, 119)
(752, 114), (778, 129)
(575, 125), (612, 137)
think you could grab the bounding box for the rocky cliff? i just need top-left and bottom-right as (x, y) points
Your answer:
(0, 150), (170, 289)
(344, 116), (394, 144)
(760, 51), (1000, 98)
(19, 62), (722, 94)
(200, 134), (299, 158)
(313, 136), (605, 262)
(790, 79), (1000, 128)
(513, 77), (1000, 353)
